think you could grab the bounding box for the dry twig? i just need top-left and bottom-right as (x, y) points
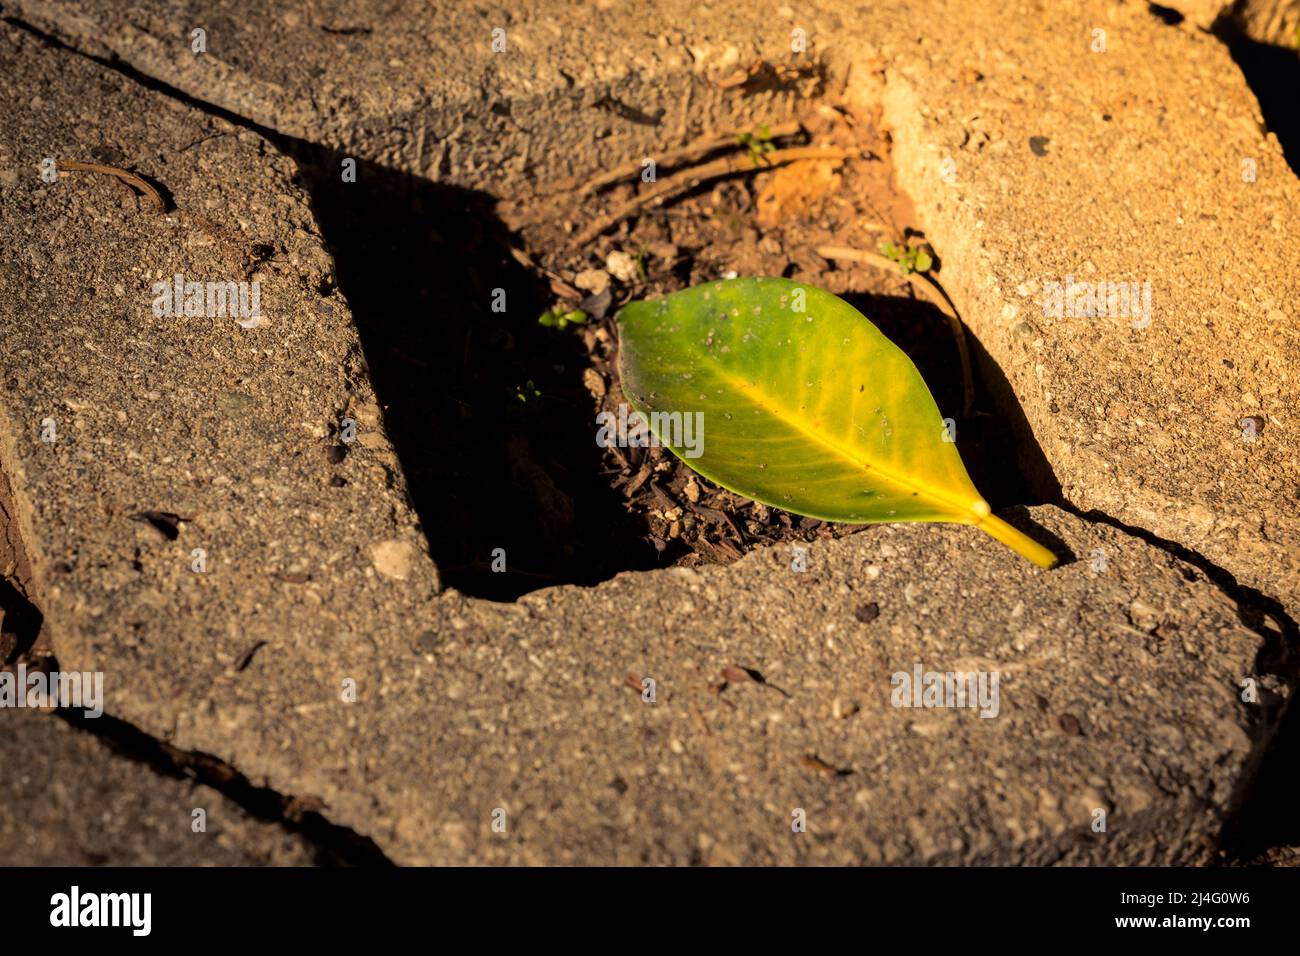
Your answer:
(579, 121), (803, 195)
(574, 145), (858, 246)
(57, 159), (166, 212)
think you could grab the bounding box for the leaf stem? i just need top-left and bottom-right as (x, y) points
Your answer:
(975, 512), (1058, 569)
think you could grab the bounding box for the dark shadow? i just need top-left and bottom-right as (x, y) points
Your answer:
(0, 577), (43, 664)
(58, 699), (391, 866)
(3, 13), (658, 602)
(1147, 3), (1186, 27)
(281, 144), (658, 601)
(1213, 13), (1300, 176)
(1227, 688), (1300, 862)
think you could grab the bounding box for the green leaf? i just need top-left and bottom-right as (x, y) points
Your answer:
(913, 250), (933, 273)
(615, 277), (1056, 567)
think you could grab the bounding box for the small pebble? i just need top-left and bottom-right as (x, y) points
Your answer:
(605, 250), (638, 282)
(574, 268), (609, 295)
(371, 539), (414, 580)
(854, 602), (880, 623)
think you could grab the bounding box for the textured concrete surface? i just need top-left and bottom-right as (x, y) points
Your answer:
(0, 710), (316, 865)
(423, 508), (1288, 865)
(0, 20), (439, 852)
(4, 0), (825, 192)
(1233, 0), (1300, 45)
(0, 2), (1297, 866)
(855, 0), (1300, 623)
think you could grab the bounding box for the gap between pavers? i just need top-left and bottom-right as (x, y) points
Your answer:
(0, 8), (1294, 864)
(1, 710), (319, 865)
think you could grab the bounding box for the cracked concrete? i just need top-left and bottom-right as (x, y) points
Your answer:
(11, 0), (1297, 621)
(0, 18), (438, 858)
(1, 709), (318, 864)
(1, 1), (1298, 865)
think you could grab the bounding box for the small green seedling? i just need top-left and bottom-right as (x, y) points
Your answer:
(880, 241), (933, 276)
(738, 124), (776, 166)
(538, 307), (588, 330)
(513, 379), (541, 403)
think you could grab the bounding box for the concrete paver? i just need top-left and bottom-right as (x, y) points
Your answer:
(1, 3), (1297, 865)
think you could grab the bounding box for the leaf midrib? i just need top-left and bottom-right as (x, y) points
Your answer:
(708, 364), (981, 519)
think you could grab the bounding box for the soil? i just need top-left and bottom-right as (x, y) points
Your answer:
(492, 104), (1043, 595)
(292, 102), (1047, 600)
